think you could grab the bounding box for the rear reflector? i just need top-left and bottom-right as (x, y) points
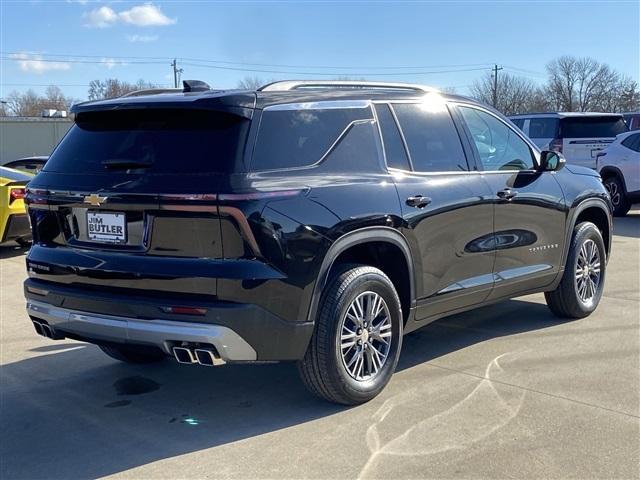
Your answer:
(10, 188), (26, 204)
(160, 306), (208, 316)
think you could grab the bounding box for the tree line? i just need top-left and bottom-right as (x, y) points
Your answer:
(472, 56), (639, 115)
(1, 55), (638, 117)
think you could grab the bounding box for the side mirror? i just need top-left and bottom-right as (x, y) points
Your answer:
(539, 150), (566, 172)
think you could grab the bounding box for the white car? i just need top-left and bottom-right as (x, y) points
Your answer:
(510, 112), (628, 169)
(597, 130), (640, 216)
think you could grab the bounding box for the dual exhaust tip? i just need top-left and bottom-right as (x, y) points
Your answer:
(172, 346), (225, 366)
(32, 319), (64, 340)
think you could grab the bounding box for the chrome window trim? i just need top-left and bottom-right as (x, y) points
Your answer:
(263, 100), (372, 111)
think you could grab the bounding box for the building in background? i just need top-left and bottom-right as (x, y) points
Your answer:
(0, 112), (72, 164)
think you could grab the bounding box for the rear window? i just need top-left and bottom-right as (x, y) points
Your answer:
(560, 117), (628, 138)
(44, 109), (250, 174)
(528, 118), (559, 139)
(251, 105), (373, 171)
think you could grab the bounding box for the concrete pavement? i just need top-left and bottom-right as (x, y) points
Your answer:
(1, 213), (638, 479)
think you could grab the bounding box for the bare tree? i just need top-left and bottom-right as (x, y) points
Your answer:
(545, 56), (625, 111)
(88, 78), (159, 100)
(5, 87), (74, 116)
(470, 72), (538, 115)
(237, 76), (266, 90)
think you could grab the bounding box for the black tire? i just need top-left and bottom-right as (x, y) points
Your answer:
(545, 222), (606, 319)
(603, 175), (631, 217)
(99, 344), (166, 364)
(297, 265), (403, 405)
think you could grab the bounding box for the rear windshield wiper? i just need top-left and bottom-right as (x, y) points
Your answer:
(102, 158), (154, 169)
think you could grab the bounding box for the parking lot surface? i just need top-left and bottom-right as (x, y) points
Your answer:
(1, 213), (638, 479)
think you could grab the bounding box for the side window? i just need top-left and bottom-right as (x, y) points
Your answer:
(251, 106), (372, 171)
(621, 133), (640, 152)
(511, 118), (525, 130)
(528, 118), (559, 139)
(321, 120), (381, 172)
(392, 103), (468, 172)
(458, 106), (535, 171)
(374, 104), (410, 170)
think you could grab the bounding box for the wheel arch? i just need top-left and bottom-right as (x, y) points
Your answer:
(306, 227), (416, 326)
(565, 198), (612, 264)
(599, 166), (628, 194)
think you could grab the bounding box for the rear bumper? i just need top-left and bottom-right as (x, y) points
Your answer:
(2, 213), (31, 243)
(27, 299), (257, 362)
(24, 279), (314, 361)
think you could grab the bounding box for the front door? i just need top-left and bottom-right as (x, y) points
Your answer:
(455, 105), (566, 300)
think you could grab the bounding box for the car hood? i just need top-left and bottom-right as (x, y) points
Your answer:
(564, 164), (601, 178)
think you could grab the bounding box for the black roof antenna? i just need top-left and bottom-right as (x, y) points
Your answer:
(182, 80), (211, 93)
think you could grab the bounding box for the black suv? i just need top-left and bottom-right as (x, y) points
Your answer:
(24, 81), (612, 405)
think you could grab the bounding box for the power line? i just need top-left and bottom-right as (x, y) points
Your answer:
(180, 62), (491, 76)
(0, 50), (495, 71)
(0, 56), (166, 65)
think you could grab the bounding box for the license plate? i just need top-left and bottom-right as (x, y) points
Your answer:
(591, 148), (604, 158)
(87, 211), (126, 244)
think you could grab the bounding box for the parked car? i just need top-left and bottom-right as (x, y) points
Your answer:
(24, 81), (612, 405)
(0, 166), (32, 246)
(623, 112), (640, 131)
(510, 112), (628, 169)
(596, 130), (640, 216)
(3, 156), (48, 175)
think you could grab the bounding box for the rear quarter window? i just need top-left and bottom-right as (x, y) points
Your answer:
(251, 105), (373, 171)
(528, 118), (559, 139)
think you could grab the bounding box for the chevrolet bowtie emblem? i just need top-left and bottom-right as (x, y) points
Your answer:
(84, 193), (108, 206)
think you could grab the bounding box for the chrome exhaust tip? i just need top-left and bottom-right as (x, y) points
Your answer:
(194, 348), (225, 366)
(32, 320), (45, 337)
(172, 346), (197, 364)
(41, 323), (54, 339)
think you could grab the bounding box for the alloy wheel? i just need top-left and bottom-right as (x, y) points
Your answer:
(575, 238), (601, 305)
(339, 291), (392, 381)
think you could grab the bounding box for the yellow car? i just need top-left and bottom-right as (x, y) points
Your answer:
(0, 166), (33, 246)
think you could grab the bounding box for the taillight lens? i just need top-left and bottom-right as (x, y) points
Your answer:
(550, 138), (563, 153)
(9, 187), (26, 204)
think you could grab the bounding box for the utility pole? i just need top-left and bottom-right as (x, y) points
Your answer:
(171, 59), (183, 88)
(491, 64), (503, 107)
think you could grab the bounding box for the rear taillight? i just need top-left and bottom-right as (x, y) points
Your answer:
(9, 187), (26, 204)
(549, 138), (563, 153)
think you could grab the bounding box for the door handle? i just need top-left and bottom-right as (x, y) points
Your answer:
(497, 188), (518, 200)
(406, 195), (432, 208)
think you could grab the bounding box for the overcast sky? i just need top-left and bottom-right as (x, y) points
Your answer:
(1, 1), (638, 100)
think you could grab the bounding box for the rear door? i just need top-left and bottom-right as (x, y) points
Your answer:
(561, 116), (628, 168)
(455, 104), (566, 300)
(378, 101), (495, 320)
(26, 108), (251, 296)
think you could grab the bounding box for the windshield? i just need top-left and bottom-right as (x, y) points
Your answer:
(44, 109), (250, 175)
(560, 117), (628, 138)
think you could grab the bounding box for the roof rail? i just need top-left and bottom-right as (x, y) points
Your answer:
(120, 88), (181, 98)
(258, 80), (436, 94)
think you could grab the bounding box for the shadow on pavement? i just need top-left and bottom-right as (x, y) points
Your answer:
(0, 244), (28, 259)
(612, 212), (639, 239)
(0, 298), (573, 479)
